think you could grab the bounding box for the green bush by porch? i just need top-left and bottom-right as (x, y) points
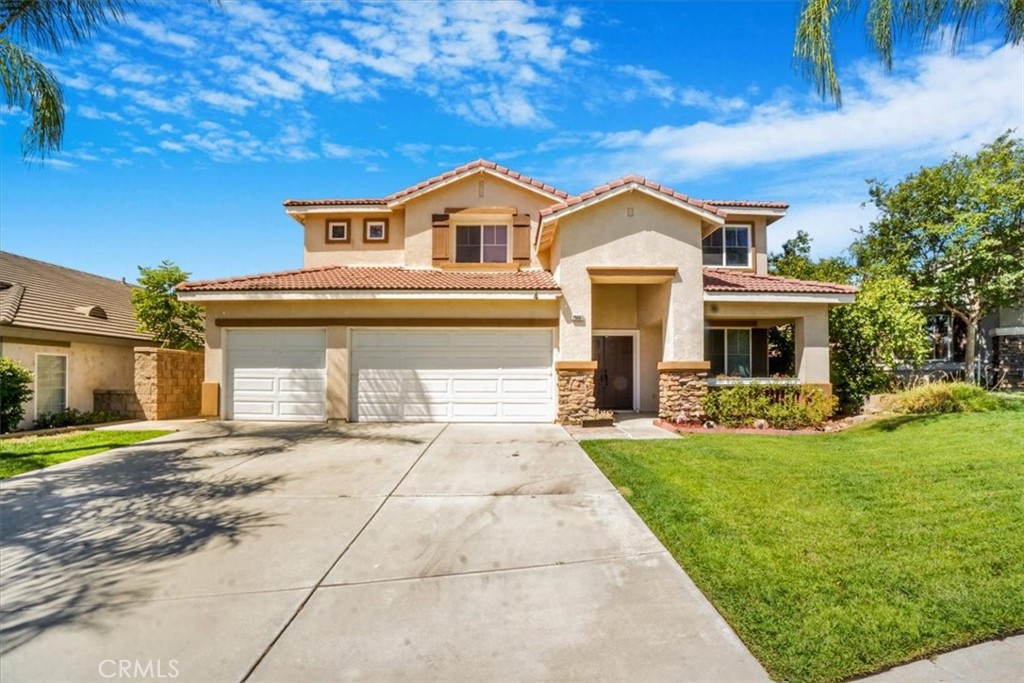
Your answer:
(701, 383), (835, 429)
(582, 412), (1024, 683)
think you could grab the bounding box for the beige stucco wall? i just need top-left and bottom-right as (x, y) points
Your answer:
(1, 334), (136, 428)
(556, 192), (706, 363)
(704, 300), (833, 383)
(302, 211), (406, 268)
(201, 298), (560, 420)
(402, 174), (556, 269)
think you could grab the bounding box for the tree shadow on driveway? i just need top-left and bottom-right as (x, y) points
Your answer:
(0, 421), (435, 654)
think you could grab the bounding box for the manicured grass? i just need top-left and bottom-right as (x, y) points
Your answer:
(0, 430), (172, 479)
(582, 412), (1024, 683)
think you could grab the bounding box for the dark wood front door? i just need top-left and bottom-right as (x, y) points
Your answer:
(593, 335), (634, 410)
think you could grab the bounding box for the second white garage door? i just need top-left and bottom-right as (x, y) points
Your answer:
(351, 329), (554, 422)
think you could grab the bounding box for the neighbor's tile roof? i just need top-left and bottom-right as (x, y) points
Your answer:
(703, 268), (858, 294)
(0, 251), (153, 341)
(178, 265), (561, 292)
(385, 159), (570, 203)
(283, 198), (387, 207)
(540, 175), (729, 219)
(705, 200), (790, 209)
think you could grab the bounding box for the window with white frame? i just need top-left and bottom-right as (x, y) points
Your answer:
(36, 354), (67, 415)
(705, 328), (752, 377)
(364, 218), (389, 242)
(455, 224), (508, 263)
(702, 225), (751, 267)
(925, 314), (954, 361)
(326, 219), (349, 242)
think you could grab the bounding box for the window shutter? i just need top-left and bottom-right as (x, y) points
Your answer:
(432, 214), (450, 261)
(512, 213), (531, 261)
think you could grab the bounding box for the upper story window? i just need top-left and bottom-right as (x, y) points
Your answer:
(703, 225), (751, 267)
(456, 224), (508, 263)
(326, 220), (350, 243)
(364, 218), (389, 243)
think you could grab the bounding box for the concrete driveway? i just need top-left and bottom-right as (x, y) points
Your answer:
(0, 422), (767, 682)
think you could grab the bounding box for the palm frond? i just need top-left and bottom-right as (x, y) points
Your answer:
(0, 0), (129, 52)
(0, 36), (63, 156)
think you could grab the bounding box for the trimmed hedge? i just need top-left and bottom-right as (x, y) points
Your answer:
(0, 358), (34, 433)
(702, 384), (836, 430)
(34, 408), (126, 430)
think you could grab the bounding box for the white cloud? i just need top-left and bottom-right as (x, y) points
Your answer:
(769, 201), (877, 258)
(197, 89), (255, 114)
(589, 43), (1023, 183)
(111, 64), (165, 85)
(124, 14), (199, 50)
(617, 65), (748, 114)
(321, 142), (385, 160)
(236, 66), (303, 100)
(63, 73), (93, 90)
(79, 105), (124, 122)
(569, 38), (593, 54)
(95, 84), (118, 97)
(123, 89), (189, 114)
(159, 140), (187, 153)
(563, 8), (583, 29)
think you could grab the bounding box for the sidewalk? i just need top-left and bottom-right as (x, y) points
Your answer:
(855, 635), (1023, 683)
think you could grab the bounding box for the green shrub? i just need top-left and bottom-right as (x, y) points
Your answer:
(34, 408), (125, 430)
(0, 357), (34, 433)
(886, 382), (1008, 414)
(702, 384), (836, 429)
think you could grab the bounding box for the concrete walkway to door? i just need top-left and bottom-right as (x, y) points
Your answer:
(0, 421), (766, 682)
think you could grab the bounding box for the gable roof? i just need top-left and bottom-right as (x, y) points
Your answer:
(703, 268), (858, 294)
(705, 200), (790, 209)
(282, 160), (571, 211)
(178, 265), (561, 293)
(0, 252), (153, 341)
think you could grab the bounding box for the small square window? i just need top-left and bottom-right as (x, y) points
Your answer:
(326, 220), (349, 243)
(364, 219), (389, 242)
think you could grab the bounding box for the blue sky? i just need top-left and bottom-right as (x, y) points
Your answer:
(2, 0), (1022, 282)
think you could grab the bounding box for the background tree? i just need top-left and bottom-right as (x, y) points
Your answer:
(854, 133), (1024, 380)
(1, 0), (130, 157)
(0, 356), (34, 433)
(795, 0), (1024, 104)
(131, 260), (204, 351)
(770, 231), (929, 410)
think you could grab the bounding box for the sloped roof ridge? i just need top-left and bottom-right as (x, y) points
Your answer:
(539, 174), (728, 219)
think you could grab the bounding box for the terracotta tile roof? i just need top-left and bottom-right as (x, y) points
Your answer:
(703, 268), (858, 294)
(178, 265), (561, 292)
(283, 198), (387, 207)
(0, 251), (154, 341)
(385, 159), (570, 203)
(705, 200), (790, 209)
(540, 175), (728, 219)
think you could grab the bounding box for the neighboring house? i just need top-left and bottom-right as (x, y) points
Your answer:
(0, 252), (155, 428)
(177, 160), (856, 424)
(918, 307), (1024, 389)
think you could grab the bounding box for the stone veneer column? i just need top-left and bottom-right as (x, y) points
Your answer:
(995, 334), (1024, 390)
(657, 361), (710, 422)
(555, 361), (597, 425)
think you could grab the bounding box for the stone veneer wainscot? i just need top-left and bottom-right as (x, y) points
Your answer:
(657, 362), (710, 422)
(556, 361), (597, 425)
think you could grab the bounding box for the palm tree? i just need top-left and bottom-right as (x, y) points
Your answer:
(795, 0), (1024, 105)
(1, 0), (129, 158)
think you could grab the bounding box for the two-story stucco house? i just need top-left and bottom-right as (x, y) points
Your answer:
(177, 160), (856, 424)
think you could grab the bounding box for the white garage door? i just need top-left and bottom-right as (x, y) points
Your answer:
(226, 330), (326, 421)
(351, 329), (554, 423)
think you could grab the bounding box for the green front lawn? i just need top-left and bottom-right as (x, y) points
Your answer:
(582, 413), (1024, 683)
(0, 430), (172, 479)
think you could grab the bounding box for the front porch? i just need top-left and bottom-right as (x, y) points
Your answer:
(554, 274), (837, 425)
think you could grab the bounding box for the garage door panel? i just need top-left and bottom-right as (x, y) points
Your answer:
(227, 330), (326, 421)
(352, 329), (553, 423)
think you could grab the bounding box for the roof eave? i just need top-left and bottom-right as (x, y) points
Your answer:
(703, 291), (856, 305)
(178, 289), (562, 302)
(386, 167), (567, 208)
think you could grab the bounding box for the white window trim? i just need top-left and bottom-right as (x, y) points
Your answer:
(454, 223), (511, 264)
(34, 352), (69, 419)
(706, 327), (753, 378)
(703, 224), (752, 269)
(592, 329), (640, 412)
(326, 220), (349, 242)
(364, 219), (388, 242)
